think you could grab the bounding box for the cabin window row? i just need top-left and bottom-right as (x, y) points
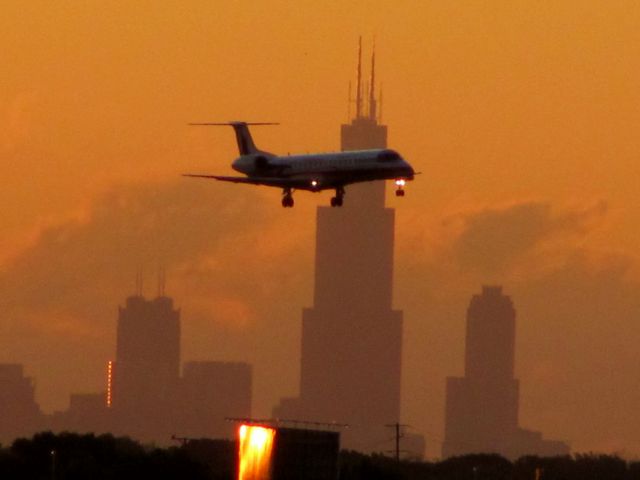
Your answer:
(296, 159), (359, 169)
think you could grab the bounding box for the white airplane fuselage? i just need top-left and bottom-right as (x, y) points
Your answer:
(231, 149), (414, 192)
(185, 121), (415, 207)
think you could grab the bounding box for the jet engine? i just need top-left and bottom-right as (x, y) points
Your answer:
(253, 155), (270, 171)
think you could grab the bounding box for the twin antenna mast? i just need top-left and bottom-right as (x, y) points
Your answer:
(135, 268), (144, 297)
(349, 36), (382, 123)
(158, 267), (166, 297)
(134, 267), (167, 297)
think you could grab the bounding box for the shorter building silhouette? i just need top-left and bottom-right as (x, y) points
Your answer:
(111, 293), (181, 441)
(50, 393), (110, 434)
(179, 361), (252, 439)
(0, 288), (254, 446)
(107, 292), (253, 443)
(0, 364), (43, 444)
(443, 286), (570, 459)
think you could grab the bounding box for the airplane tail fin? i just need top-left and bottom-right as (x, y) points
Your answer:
(189, 121), (278, 156)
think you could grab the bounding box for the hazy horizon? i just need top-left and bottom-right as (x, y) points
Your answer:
(2, 1), (640, 458)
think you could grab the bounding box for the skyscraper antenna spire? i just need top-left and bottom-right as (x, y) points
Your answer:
(136, 268), (144, 297)
(369, 38), (376, 121)
(347, 81), (352, 121)
(158, 266), (166, 297)
(379, 84), (383, 123)
(356, 36), (362, 119)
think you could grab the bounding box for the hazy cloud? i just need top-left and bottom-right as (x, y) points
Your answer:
(0, 180), (313, 411)
(0, 181), (274, 323)
(396, 199), (640, 455)
(446, 200), (608, 274)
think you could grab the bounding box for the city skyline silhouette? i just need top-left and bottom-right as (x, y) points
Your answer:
(2, 2), (640, 458)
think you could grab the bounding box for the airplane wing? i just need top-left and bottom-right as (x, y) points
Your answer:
(183, 174), (255, 183)
(183, 174), (309, 189)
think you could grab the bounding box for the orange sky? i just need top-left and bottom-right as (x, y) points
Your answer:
(2, 1), (640, 457)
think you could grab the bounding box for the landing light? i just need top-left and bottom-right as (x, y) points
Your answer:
(311, 180), (318, 187)
(395, 179), (406, 187)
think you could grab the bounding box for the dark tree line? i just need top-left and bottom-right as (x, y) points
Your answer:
(0, 432), (217, 480)
(339, 451), (637, 480)
(1, 432), (640, 480)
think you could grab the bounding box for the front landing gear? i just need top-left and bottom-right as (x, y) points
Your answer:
(282, 188), (294, 208)
(395, 179), (406, 197)
(330, 187), (345, 207)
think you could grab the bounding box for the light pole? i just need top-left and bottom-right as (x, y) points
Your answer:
(50, 449), (56, 480)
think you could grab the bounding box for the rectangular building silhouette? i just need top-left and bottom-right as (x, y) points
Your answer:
(112, 293), (181, 441)
(180, 361), (252, 439)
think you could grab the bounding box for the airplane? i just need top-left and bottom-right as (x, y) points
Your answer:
(184, 121), (415, 208)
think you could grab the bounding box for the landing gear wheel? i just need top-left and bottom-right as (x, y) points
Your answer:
(281, 191), (294, 208)
(331, 196), (344, 207)
(281, 196), (294, 208)
(395, 189), (405, 197)
(330, 187), (345, 207)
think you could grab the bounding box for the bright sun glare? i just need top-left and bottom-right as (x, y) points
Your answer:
(238, 424), (275, 480)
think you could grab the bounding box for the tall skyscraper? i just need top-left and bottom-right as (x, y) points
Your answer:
(443, 286), (570, 459)
(274, 41), (403, 452)
(112, 284), (181, 441)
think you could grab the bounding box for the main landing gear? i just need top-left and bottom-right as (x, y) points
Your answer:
(330, 187), (345, 207)
(282, 188), (294, 208)
(395, 179), (406, 197)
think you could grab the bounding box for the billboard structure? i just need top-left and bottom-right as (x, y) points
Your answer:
(239, 425), (276, 480)
(236, 422), (340, 480)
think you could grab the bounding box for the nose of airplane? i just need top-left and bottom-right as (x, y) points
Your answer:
(402, 158), (415, 179)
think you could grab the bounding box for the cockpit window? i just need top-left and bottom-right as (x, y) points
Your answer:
(377, 150), (401, 163)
